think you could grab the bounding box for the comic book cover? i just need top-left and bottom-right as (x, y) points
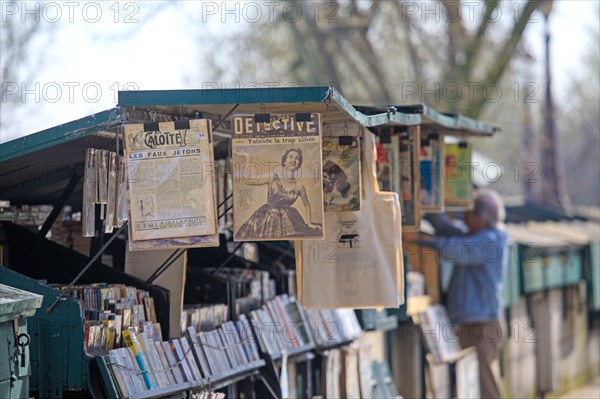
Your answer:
(232, 113), (324, 241)
(444, 142), (472, 209)
(123, 119), (217, 242)
(322, 137), (361, 212)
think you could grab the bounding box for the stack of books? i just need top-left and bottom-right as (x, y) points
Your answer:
(248, 294), (314, 358)
(306, 309), (363, 348)
(58, 283), (159, 355)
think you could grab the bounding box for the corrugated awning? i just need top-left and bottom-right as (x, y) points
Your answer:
(116, 86), (421, 128)
(0, 86), (499, 208)
(506, 221), (596, 248)
(354, 103), (500, 136)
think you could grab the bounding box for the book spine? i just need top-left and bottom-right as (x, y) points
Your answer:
(171, 339), (195, 383)
(121, 330), (157, 390)
(161, 341), (185, 384)
(120, 347), (145, 393)
(187, 326), (213, 377)
(238, 314), (260, 362)
(180, 336), (203, 382)
(153, 341), (175, 386)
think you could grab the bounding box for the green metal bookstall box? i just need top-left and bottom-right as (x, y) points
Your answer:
(506, 223), (587, 295)
(0, 283), (42, 399)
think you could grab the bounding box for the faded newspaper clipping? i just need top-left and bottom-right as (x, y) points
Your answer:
(232, 113), (324, 241)
(124, 120), (217, 242)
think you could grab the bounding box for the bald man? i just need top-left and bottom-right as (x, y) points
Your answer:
(425, 190), (508, 399)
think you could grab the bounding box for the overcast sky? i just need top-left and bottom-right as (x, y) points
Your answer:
(0, 0), (597, 143)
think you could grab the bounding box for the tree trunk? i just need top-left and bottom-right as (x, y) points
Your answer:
(522, 80), (537, 204)
(538, 11), (571, 211)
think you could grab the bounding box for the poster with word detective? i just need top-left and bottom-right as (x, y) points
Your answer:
(232, 113), (324, 241)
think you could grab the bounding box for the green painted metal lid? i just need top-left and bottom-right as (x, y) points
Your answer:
(0, 283), (43, 322)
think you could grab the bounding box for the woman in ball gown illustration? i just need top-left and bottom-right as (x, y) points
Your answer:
(235, 148), (322, 239)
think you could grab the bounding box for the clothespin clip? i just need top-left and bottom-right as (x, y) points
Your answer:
(254, 113), (270, 123)
(295, 113), (311, 122)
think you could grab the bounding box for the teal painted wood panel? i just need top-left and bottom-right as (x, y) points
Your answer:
(503, 244), (520, 307)
(0, 319), (31, 399)
(544, 255), (563, 289)
(0, 267), (89, 396)
(0, 108), (124, 162)
(0, 378), (29, 399)
(0, 322), (14, 382)
(522, 249), (544, 293)
(563, 251), (583, 286)
(118, 86), (332, 106)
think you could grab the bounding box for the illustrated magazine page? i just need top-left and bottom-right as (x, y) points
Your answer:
(419, 133), (444, 212)
(322, 136), (361, 212)
(375, 133), (400, 193)
(232, 113), (324, 241)
(398, 126), (421, 232)
(443, 141), (472, 209)
(123, 119), (218, 242)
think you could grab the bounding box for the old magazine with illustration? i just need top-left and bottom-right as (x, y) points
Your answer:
(419, 133), (444, 212)
(399, 127), (421, 231)
(444, 141), (472, 209)
(232, 113), (324, 241)
(322, 136), (361, 212)
(124, 120), (217, 242)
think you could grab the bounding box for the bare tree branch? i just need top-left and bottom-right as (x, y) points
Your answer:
(464, 0), (501, 78)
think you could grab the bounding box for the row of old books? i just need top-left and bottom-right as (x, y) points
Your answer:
(248, 294), (314, 359)
(105, 329), (206, 396)
(186, 319), (263, 379)
(57, 283), (159, 356)
(0, 203), (52, 225)
(181, 303), (229, 335)
(101, 298), (368, 397)
(306, 308), (363, 348)
(103, 321), (266, 397)
(417, 304), (461, 363)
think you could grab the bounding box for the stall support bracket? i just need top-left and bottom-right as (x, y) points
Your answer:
(38, 166), (83, 237)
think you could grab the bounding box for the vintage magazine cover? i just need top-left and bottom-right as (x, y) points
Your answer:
(232, 113), (324, 241)
(124, 120), (218, 241)
(444, 142), (472, 209)
(375, 133), (400, 193)
(419, 133), (444, 212)
(399, 126), (421, 232)
(322, 137), (361, 212)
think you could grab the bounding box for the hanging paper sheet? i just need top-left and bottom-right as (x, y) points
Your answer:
(398, 126), (421, 232)
(322, 136), (361, 212)
(443, 141), (472, 209)
(124, 120), (217, 241)
(232, 113), (324, 241)
(419, 133), (445, 212)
